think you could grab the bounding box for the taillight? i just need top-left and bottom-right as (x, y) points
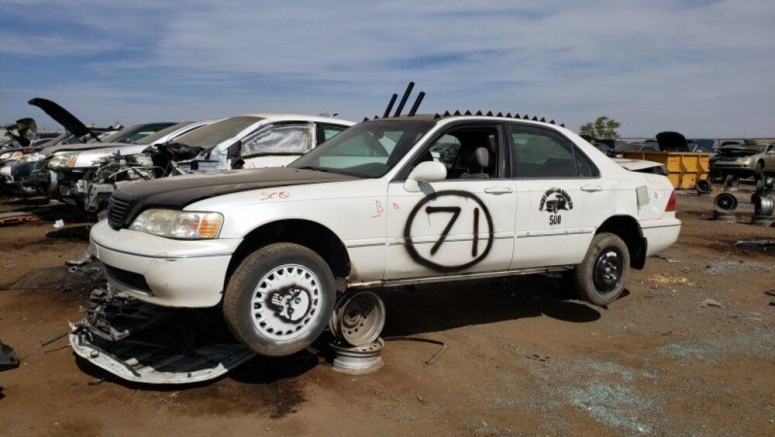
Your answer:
(666, 190), (676, 212)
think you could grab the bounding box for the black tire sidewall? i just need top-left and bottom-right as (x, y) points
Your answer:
(224, 243), (336, 357)
(575, 233), (630, 306)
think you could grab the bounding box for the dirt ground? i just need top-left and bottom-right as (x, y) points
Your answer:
(0, 189), (773, 436)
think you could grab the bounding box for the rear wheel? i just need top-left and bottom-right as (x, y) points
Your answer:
(572, 233), (630, 306)
(223, 243), (336, 357)
(754, 161), (764, 177)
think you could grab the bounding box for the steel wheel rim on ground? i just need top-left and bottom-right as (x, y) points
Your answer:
(250, 263), (322, 341)
(335, 291), (386, 347)
(593, 249), (623, 293)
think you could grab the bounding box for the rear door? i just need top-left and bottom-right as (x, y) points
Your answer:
(507, 123), (610, 269)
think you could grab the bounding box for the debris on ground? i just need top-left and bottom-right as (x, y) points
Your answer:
(0, 211), (40, 226)
(699, 298), (726, 309)
(4, 263), (104, 291)
(654, 255), (681, 263)
(0, 340), (20, 372)
(65, 249), (94, 267)
(735, 239), (775, 254)
(649, 274), (694, 286)
(704, 260), (771, 275)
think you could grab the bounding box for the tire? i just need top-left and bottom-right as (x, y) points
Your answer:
(572, 233), (630, 306)
(754, 161), (764, 177)
(223, 242), (336, 357)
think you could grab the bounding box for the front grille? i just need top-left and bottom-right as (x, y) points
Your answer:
(103, 264), (152, 294)
(34, 159), (47, 171)
(107, 196), (131, 229)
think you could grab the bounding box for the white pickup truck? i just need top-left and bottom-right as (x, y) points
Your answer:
(79, 113), (680, 379)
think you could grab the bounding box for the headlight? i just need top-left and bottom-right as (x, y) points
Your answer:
(129, 209), (223, 239)
(0, 151), (22, 161)
(48, 151), (79, 169)
(18, 152), (43, 163)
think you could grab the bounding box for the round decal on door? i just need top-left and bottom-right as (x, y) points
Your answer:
(403, 190), (494, 272)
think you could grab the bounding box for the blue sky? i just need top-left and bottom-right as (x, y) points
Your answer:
(0, 0), (773, 138)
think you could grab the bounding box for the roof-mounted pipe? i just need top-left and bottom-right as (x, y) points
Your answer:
(393, 82), (415, 117)
(407, 91), (426, 116)
(383, 94), (398, 118)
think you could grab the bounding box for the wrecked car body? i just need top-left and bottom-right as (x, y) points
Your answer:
(21, 97), (176, 207)
(80, 114), (354, 212)
(79, 85), (681, 384)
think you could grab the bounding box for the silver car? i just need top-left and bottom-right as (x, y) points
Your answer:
(710, 140), (775, 179)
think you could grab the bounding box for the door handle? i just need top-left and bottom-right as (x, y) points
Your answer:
(581, 185), (603, 192)
(484, 187), (513, 194)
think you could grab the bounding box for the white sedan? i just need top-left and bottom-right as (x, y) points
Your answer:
(87, 113), (680, 360)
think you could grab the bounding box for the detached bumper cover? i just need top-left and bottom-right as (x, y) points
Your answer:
(70, 328), (255, 384)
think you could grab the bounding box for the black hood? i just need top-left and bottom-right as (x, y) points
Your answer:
(108, 167), (358, 229)
(28, 98), (100, 142)
(656, 131), (688, 152)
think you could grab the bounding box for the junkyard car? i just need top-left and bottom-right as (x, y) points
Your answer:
(69, 114), (354, 212)
(87, 113), (681, 361)
(710, 139), (775, 179)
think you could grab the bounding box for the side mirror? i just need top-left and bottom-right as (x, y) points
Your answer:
(403, 161), (447, 192)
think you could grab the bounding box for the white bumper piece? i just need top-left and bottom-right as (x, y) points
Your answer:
(89, 220), (241, 308)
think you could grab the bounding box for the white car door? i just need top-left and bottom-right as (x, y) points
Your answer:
(507, 123), (610, 269)
(385, 123), (516, 280)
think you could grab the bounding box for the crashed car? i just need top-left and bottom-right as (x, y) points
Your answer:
(710, 139), (775, 179)
(80, 114), (354, 212)
(28, 122), (176, 207)
(78, 98), (681, 382)
(18, 97), (176, 206)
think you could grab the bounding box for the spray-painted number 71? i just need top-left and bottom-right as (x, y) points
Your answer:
(425, 206), (481, 257)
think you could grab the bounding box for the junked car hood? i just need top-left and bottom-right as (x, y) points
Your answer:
(28, 97), (100, 142)
(109, 167), (358, 229)
(656, 131), (689, 152)
(42, 141), (143, 158)
(717, 146), (761, 156)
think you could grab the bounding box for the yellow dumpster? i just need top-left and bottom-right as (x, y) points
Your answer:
(621, 151), (710, 189)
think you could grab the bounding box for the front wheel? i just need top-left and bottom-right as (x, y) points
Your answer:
(572, 233), (630, 306)
(223, 243), (336, 357)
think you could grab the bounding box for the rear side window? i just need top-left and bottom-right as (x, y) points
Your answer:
(321, 125), (347, 142)
(241, 124), (312, 156)
(509, 124), (598, 178)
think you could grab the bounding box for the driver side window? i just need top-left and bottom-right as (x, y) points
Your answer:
(420, 126), (500, 180)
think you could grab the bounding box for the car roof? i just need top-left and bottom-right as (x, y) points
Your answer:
(243, 113), (355, 126)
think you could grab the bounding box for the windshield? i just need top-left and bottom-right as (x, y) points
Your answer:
(97, 123), (175, 144)
(289, 120), (434, 178)
(136, 121), (195, 145)
(172, 116), (261, 150)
